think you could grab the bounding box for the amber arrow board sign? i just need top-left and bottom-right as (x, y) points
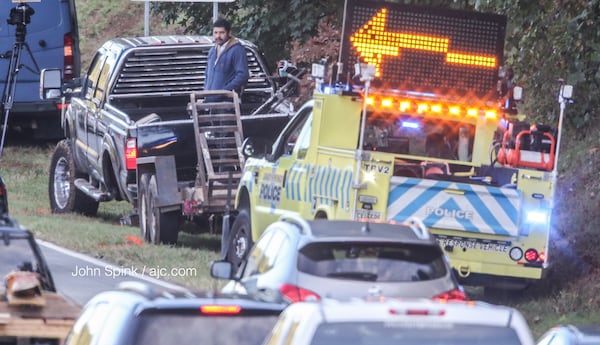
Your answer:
(340, 0), (507, 100)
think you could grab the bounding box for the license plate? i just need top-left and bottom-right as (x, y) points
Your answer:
(354, 209), (382, 220)
(436, 237), (511, 253)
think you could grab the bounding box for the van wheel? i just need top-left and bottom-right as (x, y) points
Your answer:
(227, 208), (253, 273)
(138, 173), (151, 242)
(48, 139), (99, 216)
(147, 175), (180, 245)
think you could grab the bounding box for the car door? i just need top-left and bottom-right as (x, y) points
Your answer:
(254, 106), (312, 224)
(88, 49), (114, 173)
(77, 51), (106, 170)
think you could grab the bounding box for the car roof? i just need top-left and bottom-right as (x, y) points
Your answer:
(274, 216), (435, 245)
(291, 298), (519, 324)
(103, 35), (260, 53)
(88, 281), (287, 315)
(547, 324), (600, 343)
(276, 299), (534, 345)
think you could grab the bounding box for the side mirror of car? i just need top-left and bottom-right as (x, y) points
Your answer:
(210, 260), (234, 280)
(39, 68), (63, 100)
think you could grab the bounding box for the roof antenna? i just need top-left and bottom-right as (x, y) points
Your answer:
(361, 221), (371, 233)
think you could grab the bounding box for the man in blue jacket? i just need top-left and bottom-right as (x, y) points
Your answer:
(205, 18), (249, 99)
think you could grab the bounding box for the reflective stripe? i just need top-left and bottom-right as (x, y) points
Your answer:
(387, 177), (521, 235)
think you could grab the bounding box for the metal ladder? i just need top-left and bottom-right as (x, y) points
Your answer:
(189, 90), (245, 208)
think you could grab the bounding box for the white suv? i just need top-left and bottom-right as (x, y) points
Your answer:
(262, 298), (534, 345)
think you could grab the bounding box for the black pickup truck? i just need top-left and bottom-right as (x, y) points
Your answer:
(41, 35), (301, 244)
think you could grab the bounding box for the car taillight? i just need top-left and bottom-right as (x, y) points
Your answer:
(280, 284), (320, 303)
(125, 138), (137, 170)
(64, 33), (74, 80)
(200, 305), (242, 315)
(432, 288), (468, 301)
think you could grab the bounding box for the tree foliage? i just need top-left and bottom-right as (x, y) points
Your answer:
(152, 0), (344, 68)
(154, 0), (599, 131)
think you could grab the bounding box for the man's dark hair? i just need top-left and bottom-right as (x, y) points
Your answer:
(213, 18), (231, 32)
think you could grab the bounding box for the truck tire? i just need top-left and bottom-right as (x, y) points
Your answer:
(147, 175), (180, 245)
(138, 173), (151, 241)
(48, 139), (99, 216)
(226, 208), (253, 273)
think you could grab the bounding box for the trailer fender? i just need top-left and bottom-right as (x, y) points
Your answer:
(136, 155), (181, 208)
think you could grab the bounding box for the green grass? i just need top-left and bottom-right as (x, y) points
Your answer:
(0, 145), (221, 290)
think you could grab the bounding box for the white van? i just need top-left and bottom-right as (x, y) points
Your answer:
(0, 0), (80, 139)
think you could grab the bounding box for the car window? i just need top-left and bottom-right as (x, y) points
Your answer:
(0, 236), (38, 280)
(243, 230), (275, 277)
(261, 229), (291, 272)
(297, 242), (447, 282)
(272, 107), (312, 159)
(96, 304), (130, 345)
(134, 314), (280, 345)
(293, 114), (312, 159)
(310, 322), (523, 345)
(84, 53), (107, 102)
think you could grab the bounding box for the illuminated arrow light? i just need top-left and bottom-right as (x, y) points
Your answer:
(350, 8), (497, 77)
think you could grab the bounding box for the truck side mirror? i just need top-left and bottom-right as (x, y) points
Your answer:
(39, 68), (62, 100)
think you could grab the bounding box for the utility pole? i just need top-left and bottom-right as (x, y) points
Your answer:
(132, 0), (235, 36)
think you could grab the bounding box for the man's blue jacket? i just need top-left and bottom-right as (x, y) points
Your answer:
(205, 37), (249, 96)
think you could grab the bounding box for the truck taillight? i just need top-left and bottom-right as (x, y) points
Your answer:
(64, 33), (74, 80)
(125, 138), (137, 170)
(524, 248), (540, 263)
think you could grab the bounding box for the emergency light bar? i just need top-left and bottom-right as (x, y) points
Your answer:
(363, 96), (498, 120)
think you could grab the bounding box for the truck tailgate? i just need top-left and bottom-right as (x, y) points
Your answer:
(136, 119), (197, 177)
(386, 177), (521, 236)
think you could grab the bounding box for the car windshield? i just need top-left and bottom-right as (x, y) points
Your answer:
(0, 232), (41, 284)
(364, 113), (476, 163)
(133, 314), (280, 345)
(297, 242), (447, 282)
(310, 322), (523, 345)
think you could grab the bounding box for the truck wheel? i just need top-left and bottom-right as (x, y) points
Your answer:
(138, 173), (151, 242)
(147, 175), (180, 245)
(227, 208), (253, 273)
(48, 139), (99, 216)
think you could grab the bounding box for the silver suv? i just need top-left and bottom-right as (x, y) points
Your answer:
(213, 214), (466, 303)
(262, 298), (535, 345)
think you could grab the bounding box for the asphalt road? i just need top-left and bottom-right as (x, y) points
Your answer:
(38, 239), (189, 306)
